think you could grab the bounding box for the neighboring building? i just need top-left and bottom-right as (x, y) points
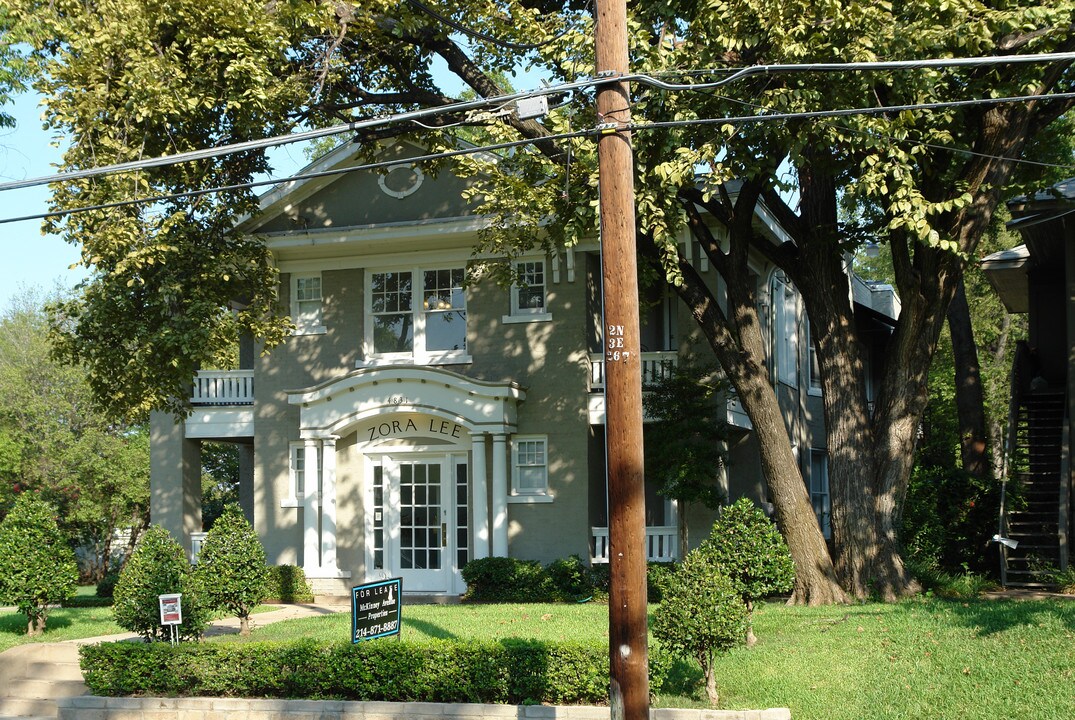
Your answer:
(151, 141), (897, 597)
(981, 178), (1075, 586)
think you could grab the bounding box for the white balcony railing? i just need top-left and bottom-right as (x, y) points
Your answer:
(589, 351), (678, 391)
(591, 525), (679, 564)
(191, 370), (254, 406)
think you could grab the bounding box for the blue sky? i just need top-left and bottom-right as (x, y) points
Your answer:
(0, 90), (83, 309)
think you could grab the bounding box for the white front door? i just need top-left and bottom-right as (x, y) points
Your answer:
(374, 454), (466, 593)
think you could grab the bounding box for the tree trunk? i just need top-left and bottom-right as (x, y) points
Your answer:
(745, 598), (757, 647)
(703, 659), (719, 706)
(651, 211), (847, 605)
(947, 276), (989, 479)
(240, 614), (251, 636)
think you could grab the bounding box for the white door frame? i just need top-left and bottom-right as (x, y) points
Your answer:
(365, 448), (468, 594)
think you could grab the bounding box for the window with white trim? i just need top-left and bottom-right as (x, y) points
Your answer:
(807, 319), (822, 395)
(771, 272), (798, 385)
(809, 449), (831, 539)
(291, 274), (325, 334)
(507, 260), (550, 321)
(366, 267), (468, 363)
(284, 442), (321, 507)
(511, 436), (550, 499)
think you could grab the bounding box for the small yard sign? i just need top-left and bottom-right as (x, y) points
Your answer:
(351, 577), (402, 643)
(158, 593), (183, 625)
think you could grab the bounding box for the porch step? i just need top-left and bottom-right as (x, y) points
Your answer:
(0, 644), (86, 720)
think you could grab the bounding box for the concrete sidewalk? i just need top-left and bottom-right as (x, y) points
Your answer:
(60, 598), (352, 645)
(0, 600), (351, 720)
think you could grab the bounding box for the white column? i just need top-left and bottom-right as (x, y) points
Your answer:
(302, 439), (320, 571)
(320, 437), (338, 572)
(471, 433), (490, 559)
(491, 434), (509, 556)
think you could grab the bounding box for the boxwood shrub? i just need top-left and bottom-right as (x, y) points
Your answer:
(265, 565), (314, 603)
(79, 638), (670, 704)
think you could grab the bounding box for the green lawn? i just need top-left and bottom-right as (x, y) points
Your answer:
(223, 597), (1075, 720)
(0, 604), (124, 654)
(5, 594), (1073, 720)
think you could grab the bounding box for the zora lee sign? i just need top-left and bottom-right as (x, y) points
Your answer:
(351, 578), (402, 642)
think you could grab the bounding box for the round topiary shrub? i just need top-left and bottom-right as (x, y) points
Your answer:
(651, 548), (746, 706)
(113, 525), (210, 642)
(699, 497), (795, 645)
(0, 493), (78, 635)
(461, 557), (556, 602)
(545, 554), (595, 601)
(194, 503), (269, 635)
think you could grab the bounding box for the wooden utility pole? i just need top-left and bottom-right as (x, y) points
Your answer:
(594, 2), (649, 719)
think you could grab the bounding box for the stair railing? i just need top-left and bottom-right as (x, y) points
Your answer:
(998, 341), (1033, 586)
(1061, 416), (1071, 573)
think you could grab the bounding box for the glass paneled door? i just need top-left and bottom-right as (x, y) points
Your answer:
(373, 454), (467, 593)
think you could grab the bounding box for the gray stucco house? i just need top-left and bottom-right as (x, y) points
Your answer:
(150, 141), (897, 597)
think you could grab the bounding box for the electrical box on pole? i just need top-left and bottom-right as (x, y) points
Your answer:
(593, 2), (649, 719)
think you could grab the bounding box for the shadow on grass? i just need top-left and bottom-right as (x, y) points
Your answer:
(943, 597), (1075, 636)
(402, 616), (459, 640)
(881, 596), (1075, 637)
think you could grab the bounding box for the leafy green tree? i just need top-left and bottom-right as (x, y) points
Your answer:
(0, 292), (149, 579)
(651, 550), (747, 705)
(0, 6), (31, 128)
(643, 364), (728, 511)
(0, 493), (78, 635)
(113, 525), (210, 642)
(194, 503), (268, 636)
(698, 498), (795, 646)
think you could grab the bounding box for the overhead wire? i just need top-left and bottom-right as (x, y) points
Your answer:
(3, 51), (1073, 195)
(3, 87), (1074, 226)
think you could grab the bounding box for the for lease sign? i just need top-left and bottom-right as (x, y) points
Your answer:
(351, 578), (402, 643)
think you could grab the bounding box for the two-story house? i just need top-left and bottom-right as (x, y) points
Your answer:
(150, 140), (897, 598)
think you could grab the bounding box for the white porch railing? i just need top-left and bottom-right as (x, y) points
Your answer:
(589, 351), (678, 390)
(591, 525), (679, 564)
(191, 370), (254, 406)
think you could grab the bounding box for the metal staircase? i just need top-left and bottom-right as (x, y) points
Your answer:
(1000, 389), (1068, 587)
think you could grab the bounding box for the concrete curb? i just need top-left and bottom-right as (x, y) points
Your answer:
(57, 697), (791, 720)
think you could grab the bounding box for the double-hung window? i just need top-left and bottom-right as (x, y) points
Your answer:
(807, 319), (822, 395)
(284, 442), (321, 507)
(771, 272), (798, 385)
(506, 260), (551, 322)
(366, 267), (469, 364)
(292, 273), (325, 334)
(510, 436), (551, 501)
(809, 449), (831, 538)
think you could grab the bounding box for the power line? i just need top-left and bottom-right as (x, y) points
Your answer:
(4, 88), (1073, 226)
(3, 51), (1072, 195)
(0, 130), (595, 225)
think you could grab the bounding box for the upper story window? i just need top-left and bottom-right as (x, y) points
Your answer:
(505, 260), (551, 323)
(366, 267), (469, 364)
(807, 319), (822, 395)
(510, 436), (552, 502)
(292, 273), (325, 335)
(771, 272), (798, 386)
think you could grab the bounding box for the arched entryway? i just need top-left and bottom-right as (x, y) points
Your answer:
(286, 366), (525, 594)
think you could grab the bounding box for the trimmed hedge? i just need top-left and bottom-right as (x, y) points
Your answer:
(79, 639), (658, 705)
(265, 565), (314, 603)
